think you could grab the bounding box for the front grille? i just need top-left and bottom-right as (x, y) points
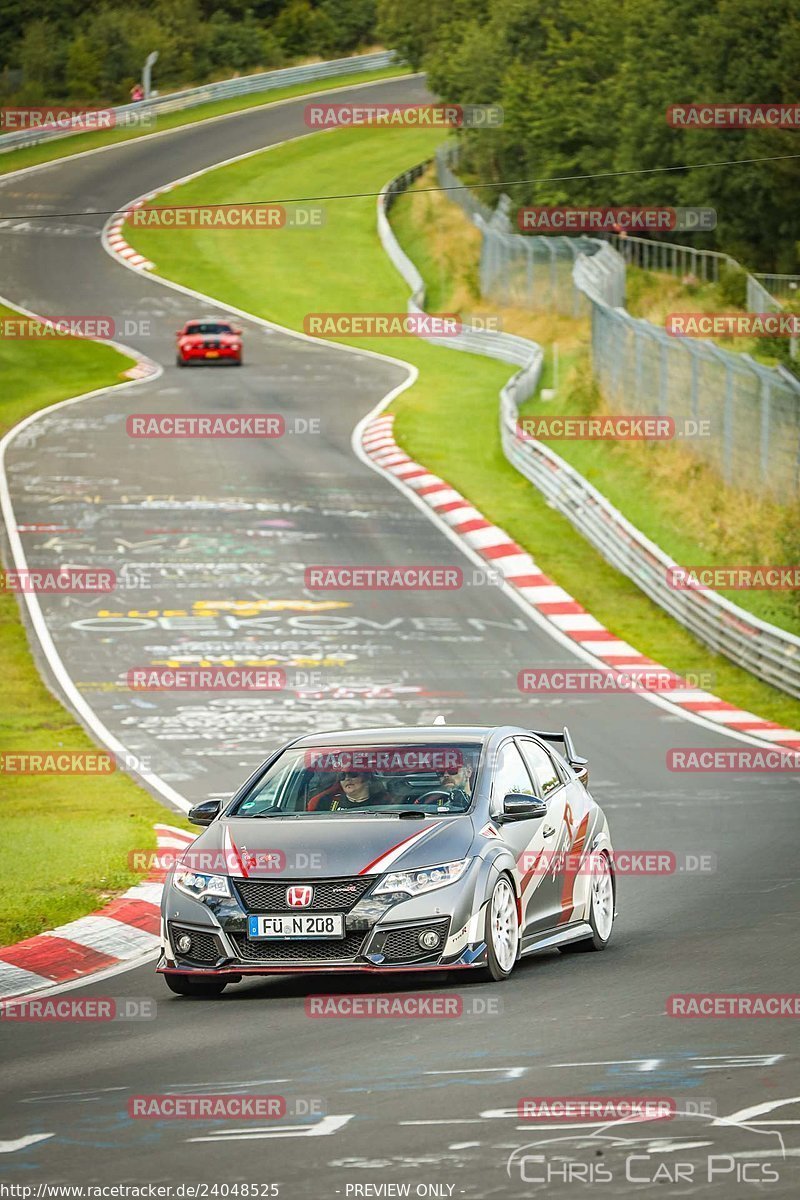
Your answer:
(230, 931), (367, 963)
(169, 923), (224, 966)
(204, 339), (220, 349)
(381, 919), (451, 963)
(233, 876), (373, 914)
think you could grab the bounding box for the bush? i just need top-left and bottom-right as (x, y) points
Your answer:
(715, 266), (748, 309)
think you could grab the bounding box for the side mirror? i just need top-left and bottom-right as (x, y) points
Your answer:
(570, 757), (589, 788)
(233, 328), (242, 336)
(188, 799), (221, 826)
(500, 793), (548, 821)
(175, 330), (183, 337)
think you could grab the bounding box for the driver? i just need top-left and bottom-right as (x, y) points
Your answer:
(420, 762), (472, 809)
(316, 770), (392, 811)
(439, 763), (472, 798)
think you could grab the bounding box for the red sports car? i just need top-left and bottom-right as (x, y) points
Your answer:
(176, 318), (243, 366)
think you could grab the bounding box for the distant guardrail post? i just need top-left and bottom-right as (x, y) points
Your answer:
(760, 377), (771, 484)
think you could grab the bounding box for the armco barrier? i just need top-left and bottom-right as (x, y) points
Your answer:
(377, 163), (800, 700)
(0, 51), (398, 154)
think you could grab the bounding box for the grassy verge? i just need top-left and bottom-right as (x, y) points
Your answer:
(0, 64), (407, 178)
(0, 307), (189, 945)
(124, 128), (799, 730)
(626, 266), (793, 369)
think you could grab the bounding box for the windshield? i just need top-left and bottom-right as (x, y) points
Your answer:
(230, 742), (482, 817)
(185, 322), (233, 335)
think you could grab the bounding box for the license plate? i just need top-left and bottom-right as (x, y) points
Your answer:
(247, 913), (345, 940)
(205, 350), (220, 358)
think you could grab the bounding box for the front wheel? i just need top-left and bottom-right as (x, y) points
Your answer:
(478, 874), (520, 982)
(559, 851), (615, 953)
(176, 355), (186, 368)
(163, 973), (229, 997)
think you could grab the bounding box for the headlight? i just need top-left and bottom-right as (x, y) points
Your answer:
(372, 858), (472, 898)
(173, 870), (231, 900)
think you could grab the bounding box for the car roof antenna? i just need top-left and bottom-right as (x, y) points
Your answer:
(432, 714), (447, 725)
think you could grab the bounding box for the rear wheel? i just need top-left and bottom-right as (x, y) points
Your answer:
(163, 973), (230, 997)
(559, 851), (614, 953)
(479, 875), (520, 982)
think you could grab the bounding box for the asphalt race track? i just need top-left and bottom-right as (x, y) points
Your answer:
(0, 76), (799, 1197)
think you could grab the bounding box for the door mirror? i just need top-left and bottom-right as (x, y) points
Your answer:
(188, 799), (221, 826)
(232, 328), (242, 335)
(500, 793), (548, 821)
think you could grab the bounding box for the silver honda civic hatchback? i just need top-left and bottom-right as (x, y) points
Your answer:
(158, 724), (616, 996)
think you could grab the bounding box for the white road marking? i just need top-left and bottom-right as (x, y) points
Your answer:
(187, 1114), (353, 1141)
(425, 1067), (527, 1079)
(0, 1133), (54, 1153)
(725, 1097), (800, 1125)
(550, 1058), (663, 1071)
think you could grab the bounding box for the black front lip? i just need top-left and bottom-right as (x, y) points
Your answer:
(156, 954), (479, 976)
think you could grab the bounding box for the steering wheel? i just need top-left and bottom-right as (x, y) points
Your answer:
(414, 788), (469, 809)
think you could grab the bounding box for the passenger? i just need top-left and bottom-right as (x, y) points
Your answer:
(317, 770), (392, 811)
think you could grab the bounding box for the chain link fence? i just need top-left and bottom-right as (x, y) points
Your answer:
(436, 146), (800, 497)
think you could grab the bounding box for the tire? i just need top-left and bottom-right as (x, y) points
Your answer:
(176, 355), (186, 368)
(559, 851), (615, 953)
(163, 973), (230, 997)
(233, 356), (243, 366)
(478, 874), (520, 982)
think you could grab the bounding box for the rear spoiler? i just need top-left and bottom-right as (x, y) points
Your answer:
(531, 726), (589, 783)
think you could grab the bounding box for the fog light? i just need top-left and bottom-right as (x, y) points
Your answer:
(176, 933), (193, 955)
(418, 929), (441, 950)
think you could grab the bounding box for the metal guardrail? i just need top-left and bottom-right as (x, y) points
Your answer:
(754, 272), (800, 301)
(608, 233), (737, 282)
(0, 51), (398, 154)
(379, 165), (545, 406)
(378, 161), (800, 700)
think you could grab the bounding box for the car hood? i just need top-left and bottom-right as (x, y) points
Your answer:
(186, 815), (476, 879)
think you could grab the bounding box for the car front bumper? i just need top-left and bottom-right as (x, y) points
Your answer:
(159, 867), (489, 975)
(179, 347), (240, 362)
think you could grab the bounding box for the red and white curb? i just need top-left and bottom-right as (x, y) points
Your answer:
(123, 357), (159, 381)
(361, 415), (800, 753)
(107, 181), (187, 274)
(0, 824), (193, 1001)
(106, 198), (155, 272)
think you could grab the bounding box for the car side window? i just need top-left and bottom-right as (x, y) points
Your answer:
(517, 739), (563, 800)
(490, 741), (536, 815)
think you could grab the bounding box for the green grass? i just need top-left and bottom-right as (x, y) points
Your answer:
(516, 374), (800, 636)
(626, 265), (793, 370)
(0, 307), (131, 432)
(124, 126), (800, 731)
(0, 306), (190, 945)
(0, 64), (408, 178)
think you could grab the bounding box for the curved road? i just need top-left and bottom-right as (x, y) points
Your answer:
(0, 77), (798, 1197)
